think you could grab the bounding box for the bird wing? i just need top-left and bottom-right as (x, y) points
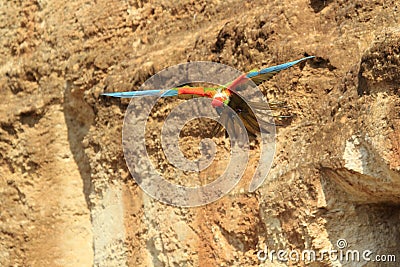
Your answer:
(246, 56), (314, 85)
(102, 89), (178, 98)
(102, 87), (217, 99)
(227, 56), (314, 90)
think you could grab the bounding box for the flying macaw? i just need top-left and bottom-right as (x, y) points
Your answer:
(102, 56), (314, 137)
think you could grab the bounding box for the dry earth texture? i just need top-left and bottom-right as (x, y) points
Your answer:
(1, 0), (400, 266)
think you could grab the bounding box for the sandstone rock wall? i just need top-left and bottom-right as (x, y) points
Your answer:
(1, 0), (399, 266)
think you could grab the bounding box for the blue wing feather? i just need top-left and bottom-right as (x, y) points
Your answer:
(246, 56), (314, 79)
(102, 89), (178, 98)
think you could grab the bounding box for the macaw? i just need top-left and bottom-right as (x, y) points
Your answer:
(102, 56), (314, 137)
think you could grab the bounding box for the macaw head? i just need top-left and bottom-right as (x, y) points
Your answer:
(211, 91), (230, 108)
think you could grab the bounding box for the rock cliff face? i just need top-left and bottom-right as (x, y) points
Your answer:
(1, 0), (399, 266)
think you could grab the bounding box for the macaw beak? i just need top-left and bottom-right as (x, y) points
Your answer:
(212, 98), (224, 108)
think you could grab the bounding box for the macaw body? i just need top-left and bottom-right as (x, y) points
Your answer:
(103, 56), (314, 136)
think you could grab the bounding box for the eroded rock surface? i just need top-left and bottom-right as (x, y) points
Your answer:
(1, 0), (399, 266)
